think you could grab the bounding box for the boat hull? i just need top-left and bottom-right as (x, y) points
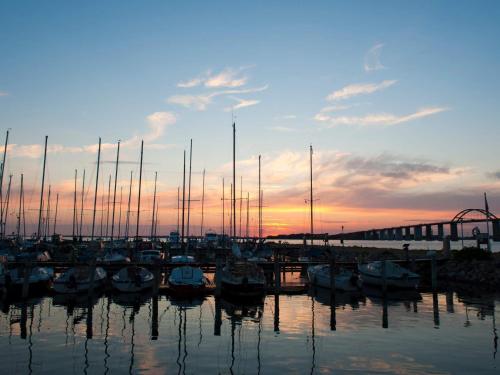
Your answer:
(112, 278), (155, 293)
(358, 271), (419, 289)
(307, 266), (358, 292)
(168, 282), (206, 297)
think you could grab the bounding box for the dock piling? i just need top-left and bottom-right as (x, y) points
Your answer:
(22, 261), (31, 299)
(381, 260), (387, 295)
(274, 250), (281, 293)
(431, 254), (438, 291)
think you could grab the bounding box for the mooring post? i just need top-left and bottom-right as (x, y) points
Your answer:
(152, 264), (160, 296)
(274, 249), (281, 293)
(431, 254), (438, 291)
(215, 248), (223, 297)
(381, 260), (387, 295)
(87, 257), (97, 298)
(329, 247), (336, 291)
(274, 294), (280, 332)
(151, 294), (159, 340)
(22, 260), (31, 299)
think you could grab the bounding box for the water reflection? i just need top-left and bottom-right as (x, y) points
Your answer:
(0, 286), (498, 374)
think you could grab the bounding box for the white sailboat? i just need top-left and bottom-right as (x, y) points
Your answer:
(358, 261), (420, 289)
(307, 265), (358, 292)
(53, 266), (107, 294)
(112, 266), (155, 293)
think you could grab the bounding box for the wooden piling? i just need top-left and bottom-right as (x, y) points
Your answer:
(153, 264), (160, 296)
(329, 248), (336, 291)
(381, 260), (387, 295)
(215, 249), (222, 297)
(22, 261), (31, 299)
(87, 258), (97, 298)
(431, 254), (438, 291)
(274, 250), (281, 293)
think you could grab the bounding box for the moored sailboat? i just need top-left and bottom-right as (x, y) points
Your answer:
(53, 266), (107, 294)
(112, 266), (155, 293)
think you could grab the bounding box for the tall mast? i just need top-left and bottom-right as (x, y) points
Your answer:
(37, 136), (48, 239)
(258, 154), (261, 241)
(79, 169), (86, 240)
(239, 176), (242, 238)
(222, 178), (225, 238)
(105, 174), (111, 238)
(3, 174), (12, 237)
(181, 150), (186, 249)
(230, 183), (233, 238)
(17, 174), (23, 239)
(309, 145), (314, 248)
(110, 140), (120, 241)
(176, 186), (180, 233)
(246, 192), (249, 239)
(45, 185), (51, 239)
(91, 138), (101, 240)
(232, 123), (236, 241)
(186, 139), (193, 242)
(200, 169), (205, 237)
(125, 171), (133, 238)
(118, 186), (123, 239)
(154, 199), (159, 239)
(0, 129), (9, 239)
(72, 169), (78, 239)
(53, 193), (59, 235)
(150, 171), (158, 240)
(135, 140), (144, 241)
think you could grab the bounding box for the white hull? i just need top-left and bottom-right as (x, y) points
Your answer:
(112, 266), (155, 293)
(358, 272), (419, 289)
(307, 265), (358, 292)
(112, 278), (155, 293)
(53, 267), (107, 294)
(358, 261), (420, 289)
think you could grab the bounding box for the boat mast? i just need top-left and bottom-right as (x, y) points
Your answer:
(176, 186), (180, 233)
(200, 169), (205, 237)
(72, 169), (78, 239)
(37, 136), (48, 239)
(135, 140), (144, 241)
(150, 171), (157, 240)
(258, 154), (261, 241)
(309, 145), (314, 248)
(230, 183), (233, 238)
(91, 138), (101, 240)
(3, 174), (12, 237)
(246, 192), (249, 240)
(110, 140), (120, 241)
(239, 176), (242, 239)
(105, 174), (111, 238)
(0, 129), (9, 239)
(45, 184), (51, 239)
(125, 171), (132, 239)
(17, 174), (23, 239)
(181, 150), (186, 250)
(186, 139), (192, 242)
(232, 122), (236, 242)
(222, 178), (225, 238)
(118, 186), (123, 239)
(53, 192), (59, 235)
(79, 169), (86, 240)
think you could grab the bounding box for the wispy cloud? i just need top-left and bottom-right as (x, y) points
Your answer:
(315, 107), (449, 127)
(364, 43), (385, 72)
(269, 126), (298, 132)
(224, 97), (260, 112)
(0, 91), (8, 97)
(487, 170), (500, 180)
(326, 80), (396, 101)
(177, 67), (249, 89)
(167, 85), (268, 111)
(274, 115), (297, 120)
(2, 111), (177, 158)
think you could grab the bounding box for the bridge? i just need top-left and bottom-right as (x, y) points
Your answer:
(330, 208), (500, 242)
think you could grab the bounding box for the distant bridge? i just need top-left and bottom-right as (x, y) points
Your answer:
(329, 208), (500, 242)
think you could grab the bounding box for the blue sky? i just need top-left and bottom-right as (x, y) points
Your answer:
(1, 1), (499, 234)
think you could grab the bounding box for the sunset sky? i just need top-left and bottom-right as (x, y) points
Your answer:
(1, 1), (499, 236)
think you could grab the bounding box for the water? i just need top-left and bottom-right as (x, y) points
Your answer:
(0, 283), (498, 374)
(278, 239), (500, 252)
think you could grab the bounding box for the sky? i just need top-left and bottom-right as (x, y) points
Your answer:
(0, 0), (499, 237)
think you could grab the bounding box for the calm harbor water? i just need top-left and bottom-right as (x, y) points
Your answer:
(0, 282), (498, 374)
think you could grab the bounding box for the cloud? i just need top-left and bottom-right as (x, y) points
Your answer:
(224, 97), (260, 112)
(269, 126), (298, 132)
(177, 77), (203, 88)
(0, 91), (8, 97)
(176, 67), (249, 89)
(326, 80), (396, 101)
(205, 68), (248, 88)
(167, 85), (268, 111)
(315, 107), (449, 127)
(273, 115), (297, 121)
(487, 171), (500, 180)
(364, 43), (385, 72)
(3, 111), (177, 158)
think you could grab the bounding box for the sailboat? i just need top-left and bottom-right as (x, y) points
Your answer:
(168, 144), (208, 297)
(219, 123), (266, 299)
(112, 265), (155, 293)
(306, 145), (357, 291)
(53, 266), (107, 294)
